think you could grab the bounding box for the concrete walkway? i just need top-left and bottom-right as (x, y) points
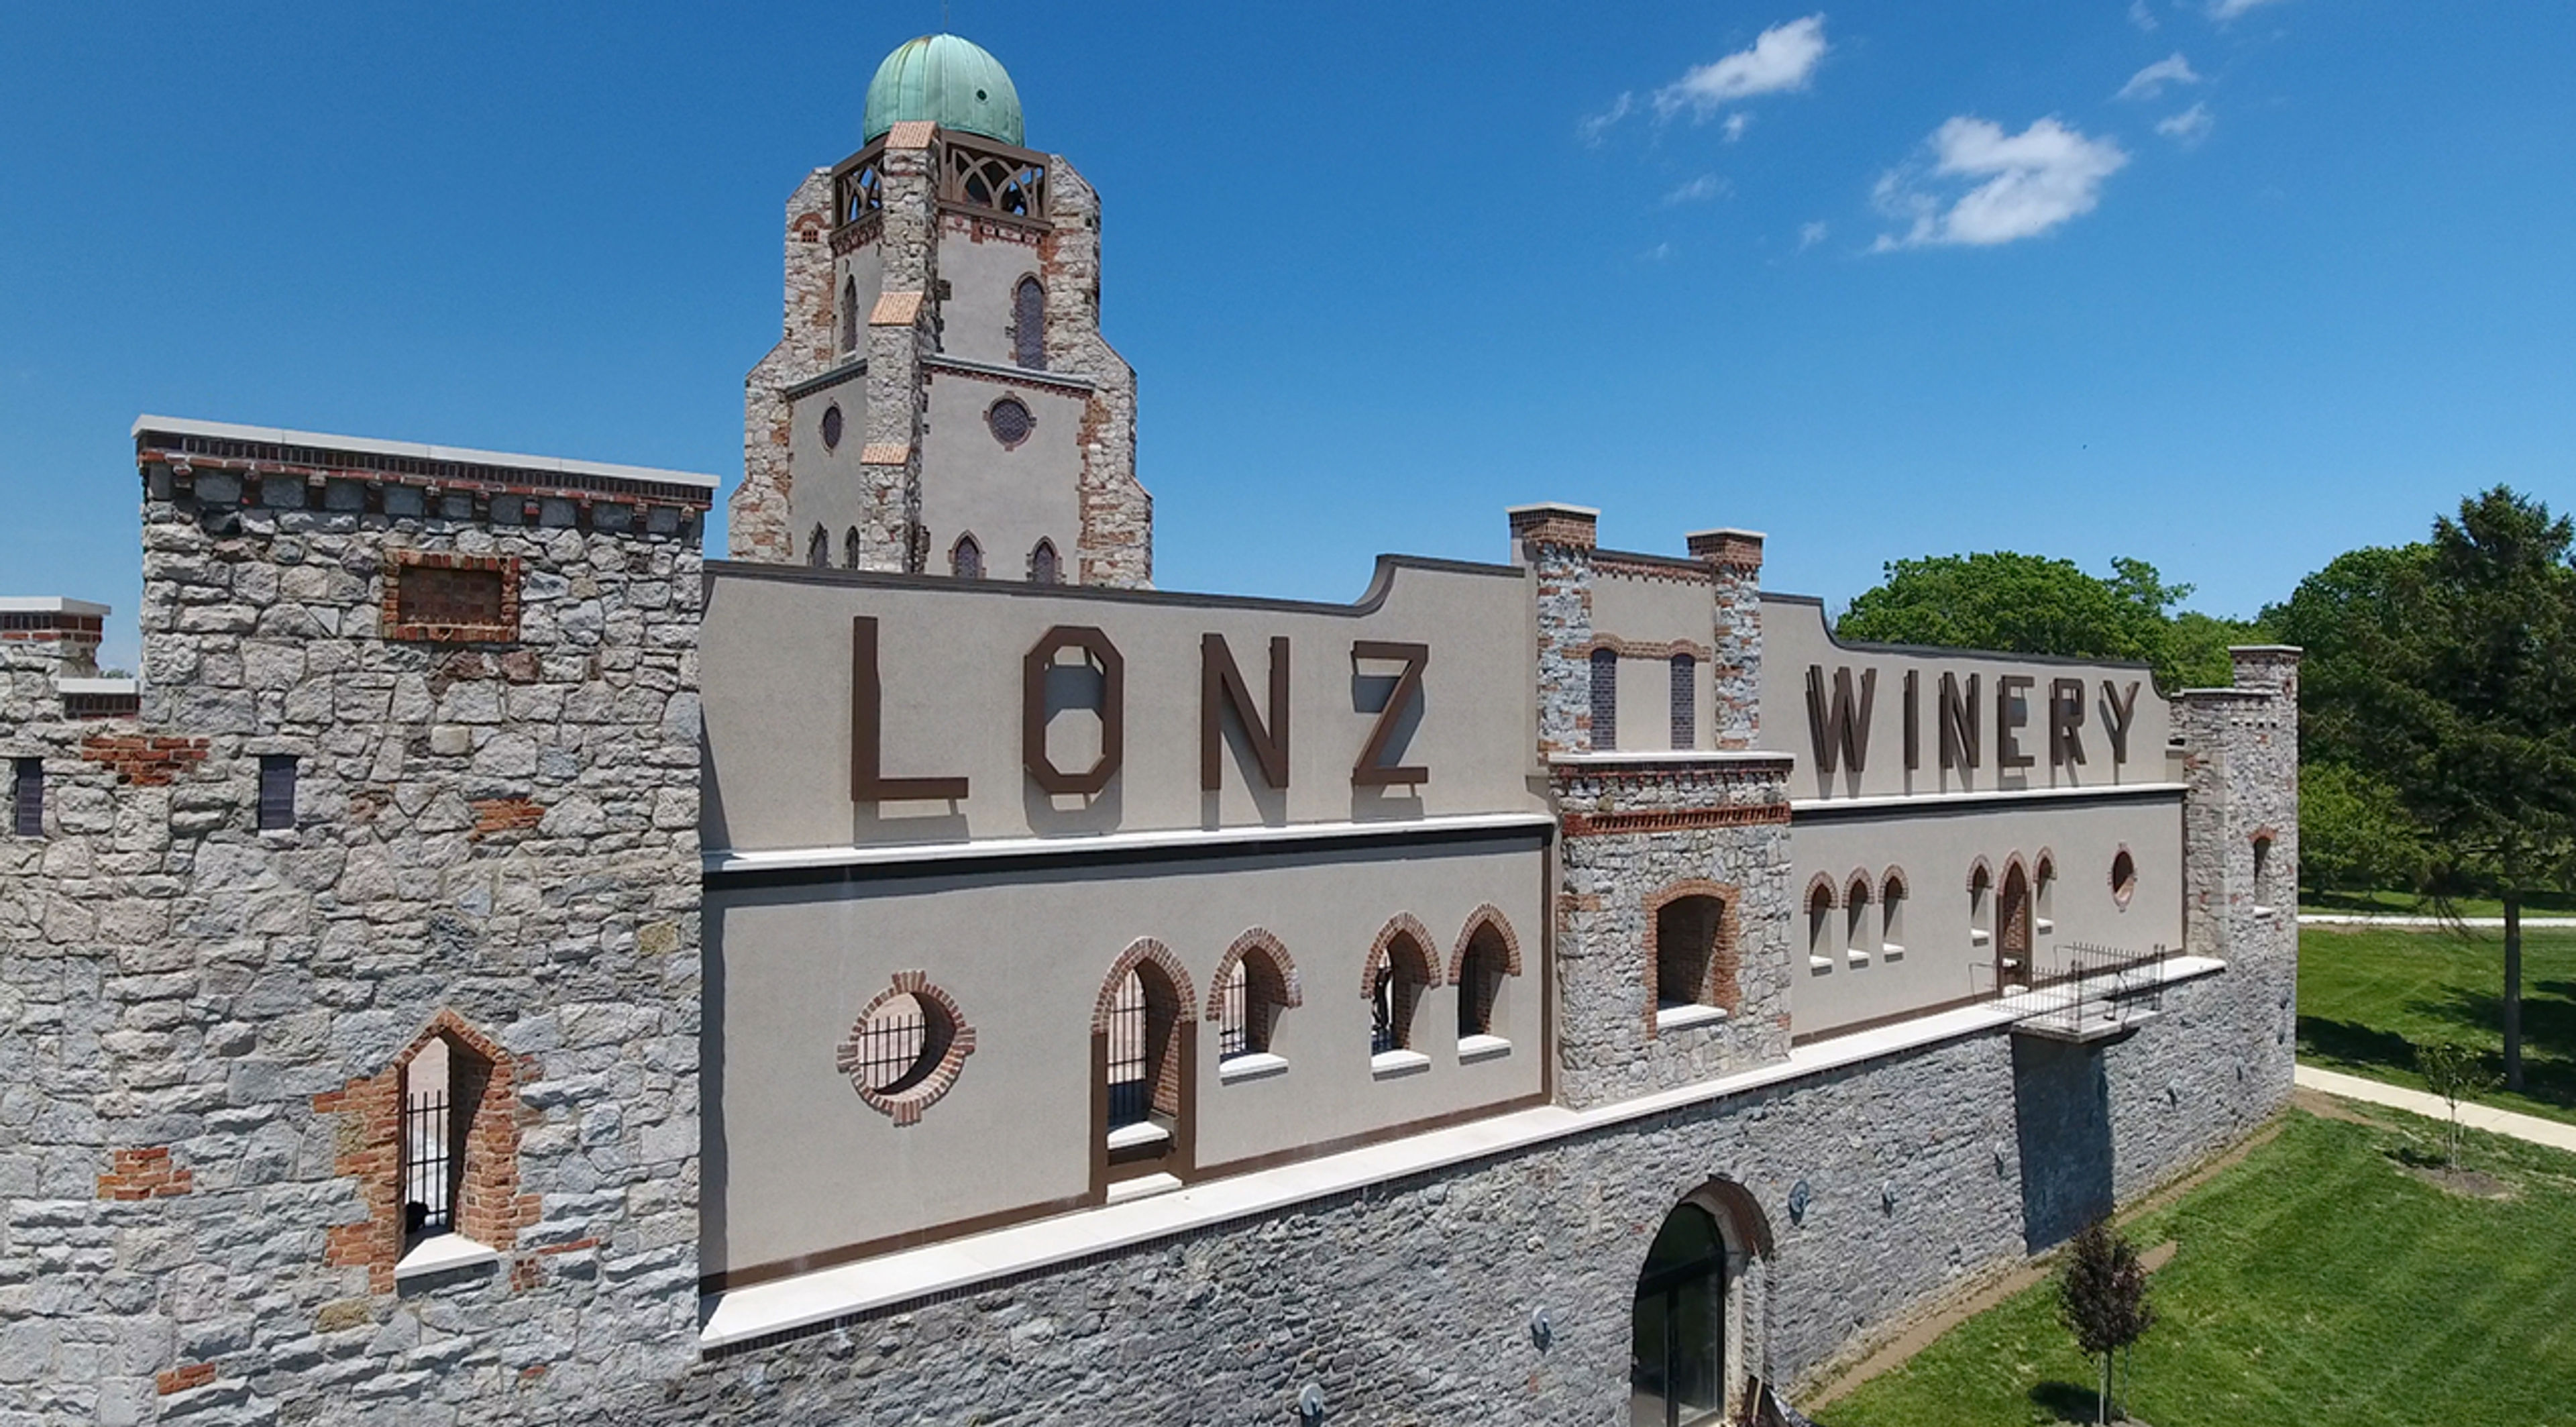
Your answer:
(2298, 912), (2576, 928)
(2292, 1064), (2576, 1153)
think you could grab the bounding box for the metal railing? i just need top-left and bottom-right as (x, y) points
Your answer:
(402, 1092), (451, 1239)
(1105, 975), (1150, 1128)
(2002, 941), (2171, 1040)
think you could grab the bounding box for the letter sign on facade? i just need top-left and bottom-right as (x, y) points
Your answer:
(1804, 666), (1877, 776)
(2100, 679), (2141, 763)
(1023, 625), (1126, 796)
(2049, 677), (2088, 766)
(1996, 675), (2036, 770)
(1939, 672), (1980, 772)
(1350, 641), (1430, 786)
(850, 617), (970, 802)
(1202, 634), (1291, 790)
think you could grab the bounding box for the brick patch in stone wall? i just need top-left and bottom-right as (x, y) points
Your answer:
(154, 1363), (217, 1396)
(96, 1146), (193, 1200)
(472, 798), (546, 839)
(382, 550), (522, 644)
(78, 733), (207, 786)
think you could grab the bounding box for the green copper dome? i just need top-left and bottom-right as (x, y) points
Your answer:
(863, 34), (1024, 147)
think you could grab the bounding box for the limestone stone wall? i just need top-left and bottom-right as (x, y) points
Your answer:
(1510, 505), (1599, 758)
(731, 169), (838, 565)
(0, 455), (705, 1425)
(1042, 158), (1149, 589)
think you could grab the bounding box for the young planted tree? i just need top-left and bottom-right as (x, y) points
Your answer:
(2059, 1219), (2155, 1426)
(2415, 1039), (2501, 1169)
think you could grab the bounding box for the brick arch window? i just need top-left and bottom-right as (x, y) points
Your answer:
(319, 1010), (536, 1293)
(1094, 939), (1195, 1162)
(2033, 849), (2058, 931)
(841, 276), (859, 354)
(1028, 538), (1061, 585)
(1805, 874), (1839, 968)
(1450, 906), (1523, 1042)
(1880, 867), (1909, 955)
(1363, 914), (1441, 1057)
(1968, 857), (1995, 945)
(951, 532), (984, 580)
(843, 526), (862, 571)
(1844, 873), (1872, 964)
(1012, 274), (1047, 370)
(1208, 929), (1302, 1063)
(2110, 846), (2139, 909)
(1591, 648), (1621, 749)
(808, 524), (830, 568)
(1648, 880), (1742, 1033)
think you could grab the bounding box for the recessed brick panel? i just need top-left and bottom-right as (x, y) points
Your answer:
(383, 551), (521, 643)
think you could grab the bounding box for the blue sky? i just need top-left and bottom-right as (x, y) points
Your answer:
(5, 1), (2572, 666)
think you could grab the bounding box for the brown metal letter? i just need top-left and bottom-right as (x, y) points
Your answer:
(2100, 679), (2141, 762)
(1023, 625), (1125, 796)
(1939, 672), (1980, 770)
(1350, 640), (1430, 787)
(851, 617), (969, 802)
(2049, 677), (2088, 766)
(1804, 666), (1877, 776)
(1996, 675), (2036, 770)
(1903, 668), (1921, 772)
(1202, 634), (1291, 790)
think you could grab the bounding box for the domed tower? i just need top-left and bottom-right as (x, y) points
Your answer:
(733, 34), (1150, 586)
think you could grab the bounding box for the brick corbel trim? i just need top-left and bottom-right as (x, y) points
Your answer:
(1360, 914), (1444, 996)
(1446, 905), (1524, 984)
(1580, 635), (1717, 662)
(1560, 804), (1790, 837)
(1204, 929), (1304, 1020)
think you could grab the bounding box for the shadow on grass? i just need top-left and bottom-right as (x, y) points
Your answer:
(2298, 1015), (2417, 1073)
(2299, 1008), (2576, 1115)
(2027, 1380), (2116, 1423)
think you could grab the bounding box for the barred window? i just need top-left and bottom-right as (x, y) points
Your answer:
(1103, 962), (1183, 1137)
(808, 525), (831, 568)
(1369, 932), (1434, 1055)
(987, 397), (1035, 449)
(1013, 276), (1047, 370)
(1591, 649), (1619, 750)
(1029, 539), (1061, 585)
(1670, 653), (1696, 750)
(821, 403), (844, 451)
(951, 533), (984, 580)
(843, 527), (862, 570)
(11, 758), (40, 838)
(841, 277), (859, 354)
(257, 755), (297, 833)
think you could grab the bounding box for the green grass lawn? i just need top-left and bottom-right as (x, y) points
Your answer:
(1825, 1110), (2576, 1426)
(2298, 924), (2576, 1126)
(2301, 886), (2576, 918)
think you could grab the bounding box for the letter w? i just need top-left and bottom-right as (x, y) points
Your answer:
(1805, 666), (1877, 776)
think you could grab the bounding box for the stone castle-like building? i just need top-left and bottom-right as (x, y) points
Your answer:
(1, 34), (2299, 1426)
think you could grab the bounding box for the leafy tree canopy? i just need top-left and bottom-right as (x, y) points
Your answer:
(1835, 551), (2249, 694)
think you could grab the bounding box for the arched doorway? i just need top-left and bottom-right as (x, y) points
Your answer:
(1998, 861), (2032, 990)
(1631, 1203), (1726, 1426)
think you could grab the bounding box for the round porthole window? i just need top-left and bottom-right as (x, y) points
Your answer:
(837, 974), (975, 1125)
(820, 403), (844, 451)
(986, 396), (1034, 449)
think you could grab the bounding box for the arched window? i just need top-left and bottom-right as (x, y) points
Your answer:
(1366, 920), (1437, 1059)
(841, 276), (858, 354)
(1028, 538), (1061, 585)
(1210, 930), (1300, 1067)
(2110, 847), (2138, 909)
(951, 533), (984, 580)
(1669, 653), (1697, 750)
(2251, 833), (2276, 913)
(1998, 861), (2033, 990)
(1844, 875), (1872, 965)
(807, 524), (830, 568)
(1652, 888), (1732, 1026)
(1591, 648), (1620, 750)
(1633, 1204), (1727, 1426)
(1806, 878), (1837, 969)
(1095, 941), (1193, 1169)
(1880, 869), (1909, 956)
(1012, 275), (1047, 370)
(401, 1034), (462, 1247)
(820, 402), (844, 451)
(843, 527), (862, 570)
(1970, 860), (1995, 947)
(1453, 912), (1518, 1043)
(2034, 852), (2058, 933)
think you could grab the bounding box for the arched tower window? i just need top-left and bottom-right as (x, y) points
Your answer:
(843, 527), (862, 570)
(808, 524), (830, 568)
(951, 533), (984, 580)
(1013, 275), (1047, 370)
(841, 276), (858, 354)
(1029, 539), (1061, 585)
(1670, 653), (1697, 750)
(1591, 648), (1620, 750)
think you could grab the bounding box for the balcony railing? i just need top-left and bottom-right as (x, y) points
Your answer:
(2001, 940), (2172, 1042)
(830, 131), (1051, 241)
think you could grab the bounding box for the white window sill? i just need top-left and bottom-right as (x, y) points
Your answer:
(1970, 929), (1992, 946)
(1104, 1172), (1181, 1205)
(2253, 905), (2276, 920)
(1845, 949), (1871, 967)
(1881, 943), (1906, 960)
(1217, 1051), (1289, 1084)
(1104, 1122), (1171, 1153)
(395, 1232), (499, 1281)
(2036, 918), (2056, 935)
(1808, 954), (1835, 973)
(1654, 1003), (1730, 1033)
(1369, 1049), (1432, 1079)
(1456, 1034), (1513, 1063)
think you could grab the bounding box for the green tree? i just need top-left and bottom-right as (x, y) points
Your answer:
(2414, 1039), (2500, 1169)
(2295, 489), (2576, 1091)
(2058, 1218), (2155, 1425)
(1835, 551), (2251, 695)
(2297, 761), (2426, 900)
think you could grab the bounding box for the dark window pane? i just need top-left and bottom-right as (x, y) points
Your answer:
(258, 755), (297, 832)
(11, 759), (41, 838)
(1591, 649), (1619, 750)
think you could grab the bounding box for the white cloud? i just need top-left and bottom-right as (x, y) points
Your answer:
(1723, 111), (1753, 142)
(1798, 221), (1829, 250)
(1871, 116), (2130, 250)
(2208, 0), (2290, 19)
(2156, 102), (2216, 144)
(1654, 15), (1829, 119)
(1663, 174), (1727, 205)
(2128, 0), (2159, 31)
(2117, 53), (2201, 100)
(1641, 242), (1675, 262)
(1578, 92), (1634, 146)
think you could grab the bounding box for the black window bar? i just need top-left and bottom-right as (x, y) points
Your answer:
(1371, 969), (1399, 1055)
(11, 759), (40, 838)
(402, 1091), (452, 1240)
(1216, 965), (1249, 1061)
(853, 996), (934, 1096)
(257, 755), (297, 832)
(1105, 974), (1149, 1129)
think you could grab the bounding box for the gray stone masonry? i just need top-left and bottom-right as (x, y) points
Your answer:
(1511, 505), (1599, 758)
(0, 442), (705, 1426)
(1040, 159), (1150, 589)
(731, 170), (838, 566)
